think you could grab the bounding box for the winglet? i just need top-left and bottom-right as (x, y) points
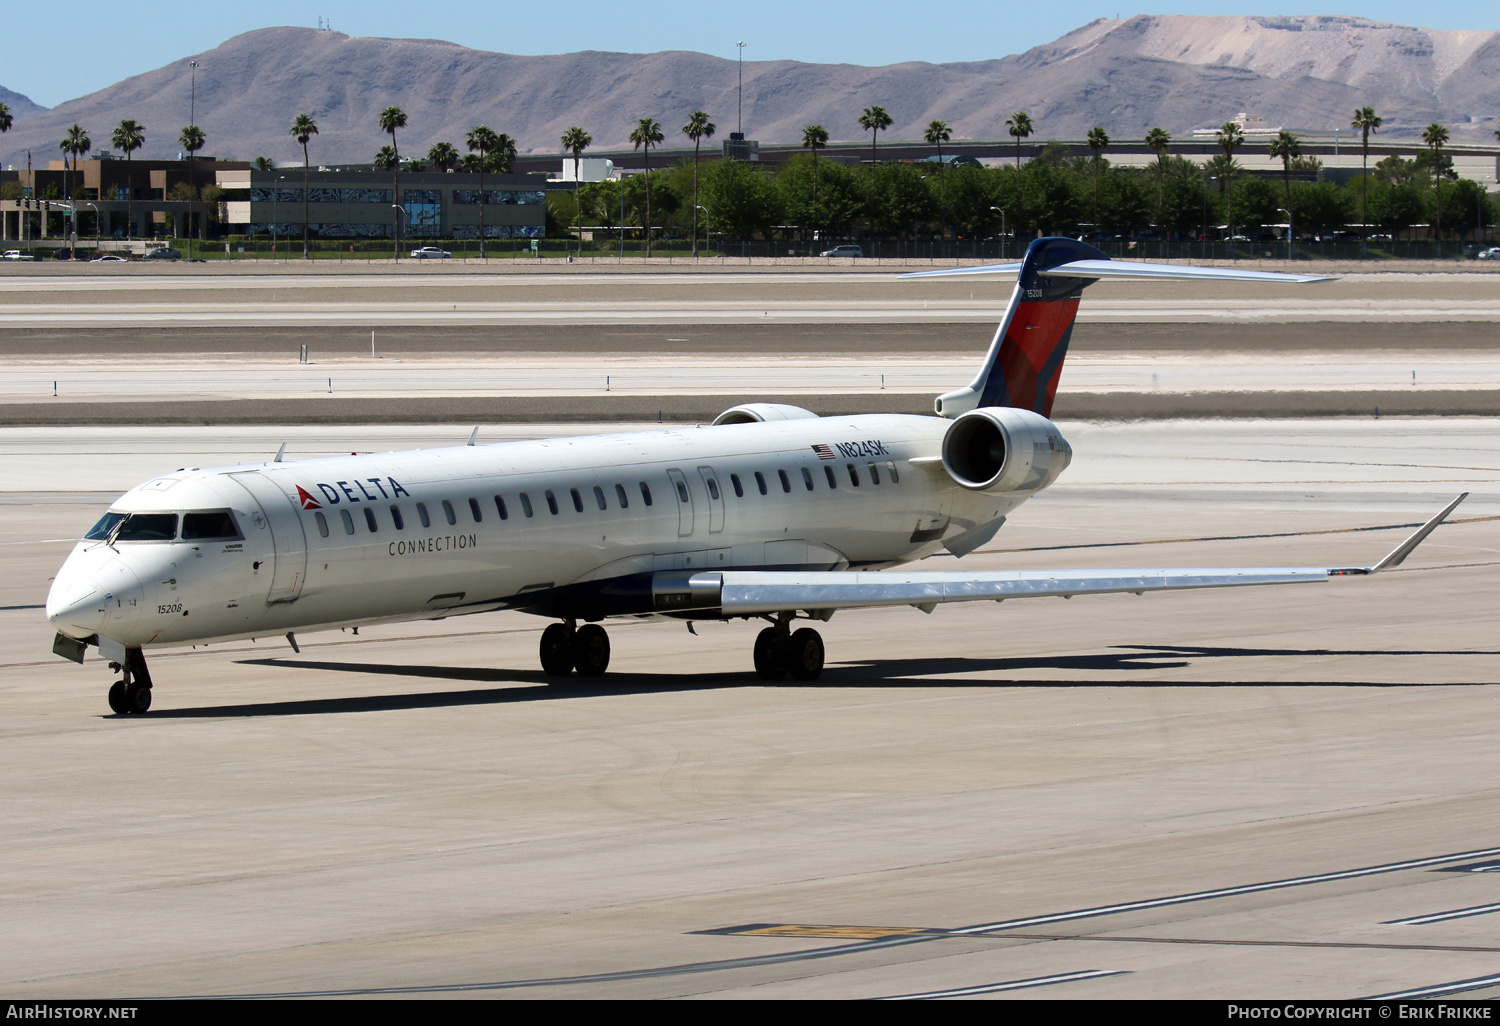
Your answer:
(467, 427), (479, 447)
(1331, 494), (1468, 576)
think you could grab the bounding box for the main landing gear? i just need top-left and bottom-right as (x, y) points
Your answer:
(106, 648), (154, 715)
(753, 619), (824, 681)
(539, 621), (611, 678)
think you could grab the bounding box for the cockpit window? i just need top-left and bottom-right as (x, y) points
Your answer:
(181, 510), (241, 541)
(84, 511), (126, 540)
(113, 513), (179, 542)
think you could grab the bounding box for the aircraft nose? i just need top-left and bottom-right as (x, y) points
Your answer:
(47, 556), (144, 641)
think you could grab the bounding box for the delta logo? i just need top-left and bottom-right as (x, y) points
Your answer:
(296, 477), (412, 510)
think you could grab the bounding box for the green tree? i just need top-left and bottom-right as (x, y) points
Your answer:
(869, 162), (936, 239)
(924, 119), (951, 169)
(178, 124), (204, 158)
(426, 141), (458, 171)
(560, 126), (592, 187)
(1086, 127), (1110, 231)
(699, 159), (781, 241)
(253, 156), (275, 171)
(859, 105), (892, 163)
(1351, 107), (1382, 242)
(378, 106), (407, 252)
(629, 117), (664, 255)
(0, 103), (11, 175)
(681, 110), (715, 256)
(111, 119), (145, 240)
(1144, 126), (1171, 224)
(1289, 181), (1353, 237)
(290, 113), (319, 258)
(1006, 111), (1034, 170)
(801, 123), (829, 206)
(59, 124), (91, 246)
(1422, 122), (1450, 242)
(373, 146), (397, 171)
(1215, 121), (1245, 234)
(1268, 130), (1300, 207)
(466, 125), (500, 256)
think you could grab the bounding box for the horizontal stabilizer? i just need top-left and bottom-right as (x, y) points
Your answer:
(901, 260), (1334, 284)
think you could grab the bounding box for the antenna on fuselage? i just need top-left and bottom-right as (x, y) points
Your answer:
(273, 442), (287, 462)
(467, 427), (479, 446)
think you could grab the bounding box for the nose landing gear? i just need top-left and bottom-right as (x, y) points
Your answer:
(753, 620), (824, 681)
(106, 648), (153, 715)
(539, 621), (612, 678)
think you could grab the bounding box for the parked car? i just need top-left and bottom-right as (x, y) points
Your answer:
(1476, 247), (1500, 261)
(1, 250), (36, 261)
(820, 244), (863, 258)
(90, 254), (128, 262)
(410, 246), (452, 259)
(142, 248), (182, 261)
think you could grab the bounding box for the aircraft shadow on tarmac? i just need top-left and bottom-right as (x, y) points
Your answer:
(129, 642), (1498, 719)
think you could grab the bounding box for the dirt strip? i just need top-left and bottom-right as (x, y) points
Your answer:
(1, 390), (1493, 426)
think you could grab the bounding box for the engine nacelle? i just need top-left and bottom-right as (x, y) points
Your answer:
(940, 407), (1072, 493)
(712, 403), (820, 426)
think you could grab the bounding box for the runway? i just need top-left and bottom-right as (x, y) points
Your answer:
(2, 420), (1497, 998)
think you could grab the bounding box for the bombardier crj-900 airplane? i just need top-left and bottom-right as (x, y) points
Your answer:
(48, 239), (1466, 714)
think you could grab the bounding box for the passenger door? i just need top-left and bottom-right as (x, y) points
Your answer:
(226, 471), (308, 603)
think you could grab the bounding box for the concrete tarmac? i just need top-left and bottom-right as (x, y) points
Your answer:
(2, 420), (1497, 999)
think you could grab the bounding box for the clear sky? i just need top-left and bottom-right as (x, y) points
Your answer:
(7, 2), (1499, 109)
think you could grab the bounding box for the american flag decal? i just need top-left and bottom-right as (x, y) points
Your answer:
(811, 444), (836, 460)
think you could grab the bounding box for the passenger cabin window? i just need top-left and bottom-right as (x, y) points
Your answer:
(801, 467), (814, 491)
(520, 493), (534, 518)
(707, 478), (720, 501)
(848, 463), (860, 487)
(778, 469), (791, 493)
(675, 479), (690, 503)
(730, 474), (743, 498)
(545, 491), (559, 515)
(315, 511), (329, 538)
(593, 486), (607, 511)
(340, 509), (355, 535)
(416, 502), (431, 528)
(442, 499), (457, 526)
(494, 495), (508, 520)
(469, 497), (483, 523)
(113, 513), (178, 542)
(825, 465), (838, 489)
(887, 460), (900, 483)
(181, 510), (240, 541)
(364, 507), (378, 533)
(570, 488), (584, 513)
(390, 505), (405, 530)
(639, 482), (653, 506)
(614, 484), (629, 509)
(868, 461), (881, 485)
(755, 471), (768, 496)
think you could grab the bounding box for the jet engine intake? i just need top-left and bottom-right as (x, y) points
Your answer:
(940, 407), (1072, 493)
(712, 403), (820, 426)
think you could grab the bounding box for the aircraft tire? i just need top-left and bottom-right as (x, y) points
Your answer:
(572, 624), (611, 677)
(753, 627), (789, 681)
(540, 623), (575, 676)
(107, 681), (129, 715)
(126, 685), (152, 715)
(787, 628), (824, 681)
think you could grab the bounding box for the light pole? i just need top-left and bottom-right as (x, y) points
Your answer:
(84, 202), (98, 247)
(736, 42), (746, 136)
(1278, 206), (1293, 260)
(989, 206), (1005, 259)
(391, 204), (403, 262)
(695, 204), (710, 255)
(189, 61), (198, 127)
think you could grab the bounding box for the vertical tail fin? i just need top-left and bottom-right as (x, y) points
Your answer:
(903, 238), (1334, 420)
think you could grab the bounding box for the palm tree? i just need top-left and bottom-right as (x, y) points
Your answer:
(561, 126), (592, 187)
(1086, 127), (1110, 231)
(859, 105), (892, 163)
(925, 119), (951, 170)
(378, 106), (407, 255)
(179, 124), (205, 158)
(1145, 127), (1171, 225)
(1268, 129), (1300, 207)
(111, 119), (144, 241)
(682, 111), (715, 257)
(290, 114), (319, 259)
(0, 104), (12, 185)
(60, 125), (91, 249)
(373, 146), (397, 171)
(492, 133), (518, 173)
(629, 117), (663, 256)
(1006, 111), (1033, 169)
(1423, 122), (1450, 243)
(426, 141), (458, 171)
(802, 124), (829, 241)
(1351, 107), (1382, 243)
(465, 126), (499, 257)
(1215, 121), (1245, 235)
(253, 156), (275, 171)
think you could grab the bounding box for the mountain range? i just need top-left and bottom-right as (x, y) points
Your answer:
(1, 16), (1497, 168)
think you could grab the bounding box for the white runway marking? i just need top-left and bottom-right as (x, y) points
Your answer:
(1366, 972), (1500, 1000)
(1383, 902), (1500, 926)
(875, 969), (1129, 999)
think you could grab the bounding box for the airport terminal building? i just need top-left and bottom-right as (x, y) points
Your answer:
(0, 160), (547, 248)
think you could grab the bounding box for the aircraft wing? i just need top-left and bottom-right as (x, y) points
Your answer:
(653, 495), (1466, 616)
(900, 260), (1334, 284)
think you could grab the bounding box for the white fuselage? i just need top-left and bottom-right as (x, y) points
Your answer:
(46, 413), (1060, 651)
